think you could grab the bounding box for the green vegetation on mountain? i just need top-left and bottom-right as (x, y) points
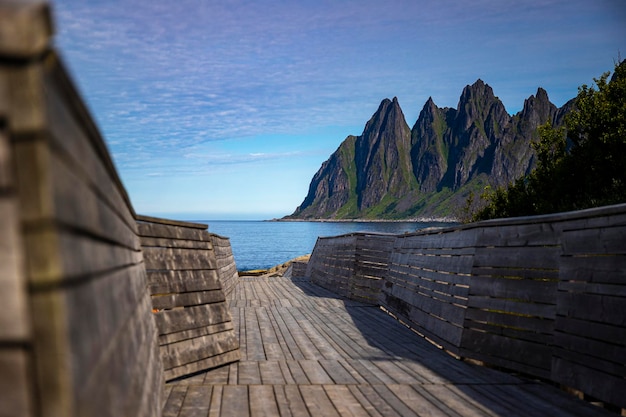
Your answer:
(471, 61), (626, 220)
(285, 74), (581, 221)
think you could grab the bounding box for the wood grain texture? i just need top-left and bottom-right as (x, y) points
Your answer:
(1, 11), (163, 416)
(164, 275), (613, 417)
(138, 217), (240, 380)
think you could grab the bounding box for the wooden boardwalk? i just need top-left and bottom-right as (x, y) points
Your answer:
(163, 276), (613, 417)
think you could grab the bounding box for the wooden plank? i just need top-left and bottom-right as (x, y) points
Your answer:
(136, 214), (207, 230)
(464, 307), (554, 334)
(141, 247), (216, 271)
(556, 292), (625, 326)
(137, 222), (209, 241)
(165, 350), (241, 382)
(473, 246), (560, 269)
(160, 331), (239, 369)
(273, 385), (311, 417)
(469, 275), (557, 304)
(249, 385), (280, 417)
(324, 385), (371, 417)
(472, 265), (559, 281)
(351, 385), (402, 417)
(558, 280), (626, 297)
(561, 226), (626, 254)
(552, 355), (626, 409)
(395, 228), (477, 250)
(220, 386), (249, 417)
(159, 321), (234, 345)
(162, 386), (188, 417)
(560, 256), (626, 284)
(553, 332), (625, 376)
(0, 198), (30, 341)
(299, 385), (340, 417)
(467, 296), (556, 320)
(208, 385), (223, 417)
(475, 222), (562, 247)
(147, 269), (222, 294)
(23, 225), (143, 285)
(554, 315), (626, 346)
(139, 236), (213, 250)
(460, 329), (552, 378)
(0, 2), (52, 59)
(318, 360), (359, 384)
(369, 384), (419, 417)
(0, 349), (34, 417)
(12, 140), (139, 251)
(389, 253), (475, 275)
(258, 361), (286, 384)
(238, 361), (262, 385)
(299, 360), (334, 384)
(178, 386), (211, 417)
(151, 289), (226, 310)
(154, 303), (232, 335)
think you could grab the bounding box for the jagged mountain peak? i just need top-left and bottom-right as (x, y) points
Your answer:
(286, 80), (572, 220)
(518, 87), (558, 128)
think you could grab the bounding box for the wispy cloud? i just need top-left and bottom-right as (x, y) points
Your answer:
(53, 0), (625, 215)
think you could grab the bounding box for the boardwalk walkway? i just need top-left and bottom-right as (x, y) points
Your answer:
(163, 276), (612, 417)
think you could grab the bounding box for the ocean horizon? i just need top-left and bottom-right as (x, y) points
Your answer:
(198, 220), (456, 271)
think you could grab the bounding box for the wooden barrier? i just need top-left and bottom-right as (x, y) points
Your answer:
(383, 227), (476, 354)
(210, 233), (240, 297)
(137, 216), (240, 381)
(0, 4), (163, 416)
(305, 204), (626, 409)
(552, 206), (626, 407)
(459, 219), (564, 379)
(287, 260), (309, 278)
(307, 233), (395, 304)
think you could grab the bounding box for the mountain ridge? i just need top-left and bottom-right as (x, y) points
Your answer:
(285, 80), (574, 220)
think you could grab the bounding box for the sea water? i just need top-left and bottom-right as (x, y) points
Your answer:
(199, 220), (454, 271)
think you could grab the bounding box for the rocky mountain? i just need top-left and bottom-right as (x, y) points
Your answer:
(286, 80), (574, 220)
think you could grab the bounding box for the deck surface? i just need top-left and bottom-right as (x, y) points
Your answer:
(163, 276), (612, 416)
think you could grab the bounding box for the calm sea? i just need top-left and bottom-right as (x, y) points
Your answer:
(198, 220), (454, 271)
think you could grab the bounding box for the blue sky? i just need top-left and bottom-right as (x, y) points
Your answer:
(53, 0), (626, 220)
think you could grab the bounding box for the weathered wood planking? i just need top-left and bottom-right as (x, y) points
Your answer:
(165, 276), (613, 417)
(304, 204), (626, 410)
(307, 233), (395, 304)
(286, 260), (309, 278)
(380, 227), (476, 354)
(210, 233), (240, 296)
(307, 234), (358, 299)
(460, 221), (563, 379)
(0, 74), (34, 417)
(553, 217), (626, 409)
(1, 4), (163, 416)
(137, 215), (240, 381)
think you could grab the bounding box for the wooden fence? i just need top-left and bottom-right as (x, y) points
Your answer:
(307, 233), (396, 304)
(306, 204), (626, 409)
(0, 4), (245, 415)
(137, 216), (240, 381)
(210, 233), (240, 297)
(0, 4), (163, 416)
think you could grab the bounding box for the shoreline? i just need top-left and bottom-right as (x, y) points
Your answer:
(268, 217), (460, 223)
(238, 254), (311, 277)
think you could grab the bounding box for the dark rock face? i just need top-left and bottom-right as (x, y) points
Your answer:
(287, 80), (572, 220)
(354, 97), (414, 211)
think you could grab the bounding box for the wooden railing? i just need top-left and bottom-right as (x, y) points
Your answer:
(0, 4), (242, 415)
(306, 232), (395, 304)
(137, 216), (240, 381)
(210, 232), (240, 297)
(306, 204), (626, 409)
(0, 4), (163, 416)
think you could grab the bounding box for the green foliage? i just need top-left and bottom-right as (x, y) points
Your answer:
(470, 60), (626, 221)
